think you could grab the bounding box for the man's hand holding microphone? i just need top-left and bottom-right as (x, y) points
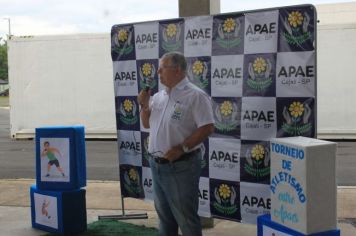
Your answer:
(137, 77), (152, 112)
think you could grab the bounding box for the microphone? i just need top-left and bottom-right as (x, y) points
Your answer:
(145, 77), (153, 92)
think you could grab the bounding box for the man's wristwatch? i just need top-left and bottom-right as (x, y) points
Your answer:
(181, 144), (190, 153)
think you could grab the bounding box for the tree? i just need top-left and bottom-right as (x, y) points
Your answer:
(0, 37), (8, 81)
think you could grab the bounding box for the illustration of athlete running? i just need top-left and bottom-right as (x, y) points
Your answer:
(41, 199), (51, 219)
(41, 141), (65, 177)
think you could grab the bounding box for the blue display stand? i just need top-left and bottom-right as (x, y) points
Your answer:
(257, 214), (340, 236)
(36, 126), (86, 190)
(30, 185), (87, 234)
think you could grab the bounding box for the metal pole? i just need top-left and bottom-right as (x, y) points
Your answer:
(3, 18), (11, 39)
(98, 195), (148, 220)
(121, 195), (126, 216)
(8, 18), (11, 38)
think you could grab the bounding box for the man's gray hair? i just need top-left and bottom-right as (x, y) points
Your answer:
(161, 51), (187, 73)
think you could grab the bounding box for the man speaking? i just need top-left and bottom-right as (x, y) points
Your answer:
(138, 51), (214, 236)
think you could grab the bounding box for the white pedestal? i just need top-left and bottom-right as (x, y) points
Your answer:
(270, 137), (337, 235)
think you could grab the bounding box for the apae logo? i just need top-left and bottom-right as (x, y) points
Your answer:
(247, 57), (273, 92)
(139, 63), (157, 89)
(214, 100), (239, 132)
(245, 21), (276, 43)
(216, 18), (242, 49)
(114, 70), (136, 81)
(143, 178), (152, 188)
(162, 23), (182, 52)
(119, 139), (141, 156)
(210, 150), (239, 163)
(119, 99), (138, 125)
(171, 102), (183, 121)
(143, 177), (153, 194)
(244, 144), (270, 178)
(282, 101), (312, 135)
(136, 32), (158, 48)
(199, 189), (209, 201)
(123, 168), (143, 196)
(246, 22), (276, 35)
(213, 184), (238, 215)
(186, 28), (211, 40)
(120, 140), (141, 152)
(199, 187), (209, 207)
(188, 60), (209, 89)
(242, 108), (275, 129)
(242, 195), (271, 215)
(278, 63), (314, 86)
(282, 11), (312, 45)
(242, 195), (271, 209)
(112, 27), (134, 56)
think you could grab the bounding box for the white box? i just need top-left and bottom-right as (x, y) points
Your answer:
(270, 137), (337, 234)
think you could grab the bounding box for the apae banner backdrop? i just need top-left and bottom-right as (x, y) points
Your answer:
(111, 4), (316, 223)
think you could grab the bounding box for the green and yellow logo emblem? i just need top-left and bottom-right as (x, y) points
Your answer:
(139, 62), (157, 89)
(282, 101), (312, 135)
(244, 144), (270, 178)
(283, 11), (312, 45)
(162, 23), (182, 52)
(118, 29), (128, 42)
(251, 145), (265, 162)
(247, 57), (273, 92)
(214, 100), (239, 132)
(119, 99), (138, 125)
(171, 104), (183, 121)
(166, 24), (177, 38)
(112, 28), (134, 56)
(213, 184), (238, 215)
(123, 168), (143, 196)
(216, 18), (242, 49)
(188, 60), (209, 89)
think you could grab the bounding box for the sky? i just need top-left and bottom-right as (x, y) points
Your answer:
(0, 0), (354, 40)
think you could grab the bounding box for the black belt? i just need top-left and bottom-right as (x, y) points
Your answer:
(153, 149), (200, 164)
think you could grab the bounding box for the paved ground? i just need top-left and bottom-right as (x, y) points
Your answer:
(1, 179), (356, 236)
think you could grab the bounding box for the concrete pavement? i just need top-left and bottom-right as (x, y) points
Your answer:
(0, 179), (356, 236)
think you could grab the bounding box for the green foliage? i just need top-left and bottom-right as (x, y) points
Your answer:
(0, 37), (8, 81)
(43, 220), (164, 236)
